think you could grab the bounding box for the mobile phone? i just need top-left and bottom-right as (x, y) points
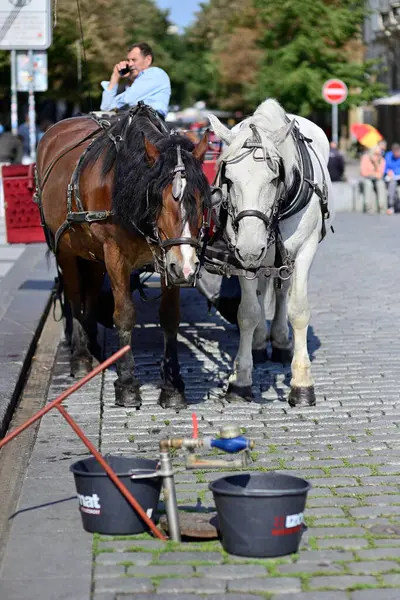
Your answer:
(119, 66), (131, 76)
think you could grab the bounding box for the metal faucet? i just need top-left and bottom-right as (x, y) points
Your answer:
(158, 424), (255, 541)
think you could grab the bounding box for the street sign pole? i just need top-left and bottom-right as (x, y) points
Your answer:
(10, 50), (18, 136)
(332, 104), (338, 145)
(322, 79), (348, 143)
(28, 49), (36, 162)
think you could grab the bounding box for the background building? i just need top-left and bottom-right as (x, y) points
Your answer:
(364, 0), (400, 144)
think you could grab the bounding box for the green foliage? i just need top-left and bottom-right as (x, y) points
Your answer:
(250, 0), (386, 115)
(0, 0), (386, 119)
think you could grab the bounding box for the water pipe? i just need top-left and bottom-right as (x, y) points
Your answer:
(158, 423), (255, 541)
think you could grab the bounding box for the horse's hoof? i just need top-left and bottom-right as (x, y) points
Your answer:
(252, 348), (268, 364)
(70, 354), (92, 377)
(288, 386), (316, 408)
(114, 381), (142, 409)
(225, 383), (254, 403)
(271, 346), (293, 365)
(158, 388), (187, 410)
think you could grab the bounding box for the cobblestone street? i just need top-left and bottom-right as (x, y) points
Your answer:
(2, 212), (400, 600)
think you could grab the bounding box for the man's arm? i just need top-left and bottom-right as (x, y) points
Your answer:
(100, 70), (166, 111)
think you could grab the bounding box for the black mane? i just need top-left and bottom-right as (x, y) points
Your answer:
(83, 107), (210, 234)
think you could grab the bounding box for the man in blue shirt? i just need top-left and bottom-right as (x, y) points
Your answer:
(384, 143), (400, 214)
(100, 42), (171, 118)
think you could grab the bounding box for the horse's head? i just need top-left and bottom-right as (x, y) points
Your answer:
(208, 103), (295, 269)
(144, 131), (210, 286)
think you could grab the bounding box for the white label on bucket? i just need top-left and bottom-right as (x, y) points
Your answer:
(146, 508), (153, 518)
(285, 513), (304, 529)
(78, 493), (101, 515)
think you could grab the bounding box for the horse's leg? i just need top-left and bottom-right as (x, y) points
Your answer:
(251, 277), (268, 364)
(104, 244), (142, 409)
(57, 253), (92, 376)
(81, 260), (106, 362)
(158, 283), (186, 410)
(226, 277), (259, 402)
(287, 231), (318, 407)
(270, 278), (293, 364)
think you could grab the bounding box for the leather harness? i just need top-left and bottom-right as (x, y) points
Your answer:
(34, 103), (211, 288)
(203, 121), (330, 283)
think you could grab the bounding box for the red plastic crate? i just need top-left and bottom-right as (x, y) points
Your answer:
(3, 163), (45, 244)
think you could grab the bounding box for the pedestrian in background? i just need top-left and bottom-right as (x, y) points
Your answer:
(378, 139), (387, 156)
(360, 145), (387, 214)
(384, 142), (400, 215)
(327, 141), (345, 182)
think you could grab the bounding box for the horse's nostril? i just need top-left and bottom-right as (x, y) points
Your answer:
(235, 248), (243, 260)
(258, 247), (265, 259)
(169, 262), (179, 277)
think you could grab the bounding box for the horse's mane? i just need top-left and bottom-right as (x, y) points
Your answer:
(220, 99), (297, 178)
(83, 107), (210, 233)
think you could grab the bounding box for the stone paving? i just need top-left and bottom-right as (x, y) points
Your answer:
(93, 213), (400, 599)
(2, 212), (400, 600)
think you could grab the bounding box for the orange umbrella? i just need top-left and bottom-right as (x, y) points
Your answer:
(350, 123), (383, 148)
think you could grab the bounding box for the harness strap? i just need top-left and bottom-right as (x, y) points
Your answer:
(160, 237), (201, 249)
(38, 126), (103, 194)
(234, 209), (269, 228)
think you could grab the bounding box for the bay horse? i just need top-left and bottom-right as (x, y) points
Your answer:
(207, 99), (335, 407)
(36, 104), (210, 410)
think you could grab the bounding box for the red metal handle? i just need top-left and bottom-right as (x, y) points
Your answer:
(0, 345), (131, 450)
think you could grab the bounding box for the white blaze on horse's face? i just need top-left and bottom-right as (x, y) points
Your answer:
(165, 179), (199, 284)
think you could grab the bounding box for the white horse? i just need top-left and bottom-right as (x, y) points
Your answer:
(207, 99), (335, 407)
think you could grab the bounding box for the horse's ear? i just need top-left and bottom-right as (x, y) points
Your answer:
(207, 113), (234, 145)
(192, 129), (209, 162)
(144, 136), (160, 166)
(272, 119), (296, 147)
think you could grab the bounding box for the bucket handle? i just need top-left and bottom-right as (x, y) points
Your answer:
(129, 469), (162, 481)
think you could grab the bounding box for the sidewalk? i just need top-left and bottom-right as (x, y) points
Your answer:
(0, 215), (56, 435)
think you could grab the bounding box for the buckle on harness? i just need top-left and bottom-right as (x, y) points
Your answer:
(85, 211), (110, 222)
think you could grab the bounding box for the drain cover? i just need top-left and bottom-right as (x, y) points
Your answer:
(159, 511), (219, 539)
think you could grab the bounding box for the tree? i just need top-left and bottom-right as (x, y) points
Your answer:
(183, 0), (261, 111)
(251, 0), (386, 115)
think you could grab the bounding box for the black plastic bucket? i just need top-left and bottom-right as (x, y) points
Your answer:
(70, 455), (162, 535)
(209, 471), (311, 558)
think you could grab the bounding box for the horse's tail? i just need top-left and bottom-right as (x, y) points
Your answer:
(264, 280), (276, 320)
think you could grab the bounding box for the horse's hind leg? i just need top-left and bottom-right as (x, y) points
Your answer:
(158, 283), (186, 410)
(80, 260), (106, 361)
(57, 253), (92, 376)
(104, 243), (142, 409)
(287, 232), (318, 407)
(270, 278), (293, 365)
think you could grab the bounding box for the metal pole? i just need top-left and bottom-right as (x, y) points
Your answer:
(332, 103), (338, 144)
(159, 451), (181, 542)
(10, 50), (18, 136)
(27, 49), (36, 162)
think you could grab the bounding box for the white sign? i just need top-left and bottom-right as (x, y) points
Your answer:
(16, 50), (47, 91)
(0, 0), (52, 50)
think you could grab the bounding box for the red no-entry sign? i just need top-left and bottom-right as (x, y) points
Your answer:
(322, 79), (348, 105)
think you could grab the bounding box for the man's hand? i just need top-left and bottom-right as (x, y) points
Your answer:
(388, 169), (394, 178)
(107, 61), (131, 90)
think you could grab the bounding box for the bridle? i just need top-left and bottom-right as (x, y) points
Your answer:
(134, 140), (210, 287)
(218, 123), (287, 252)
